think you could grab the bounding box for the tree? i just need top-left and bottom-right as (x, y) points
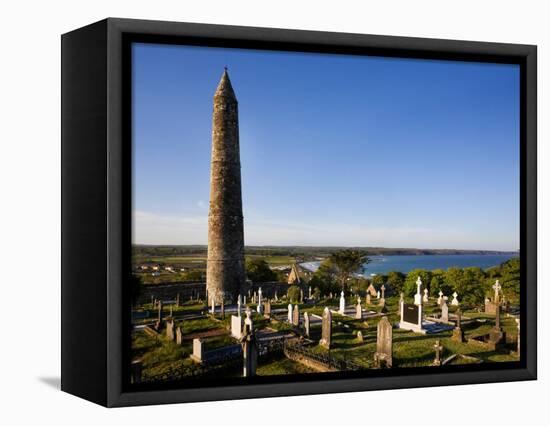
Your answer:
(287, 285), (301, 303)
(246, 258), (277, 283)
(130, 273), (144, 305)
(328, 250), (370, 291)
(404, 269), (432, 297)
(371, 274), (386, 287)
(386, 271), (405, 294)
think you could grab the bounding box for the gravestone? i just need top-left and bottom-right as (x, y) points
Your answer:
(414, 277), (423, 306)
(437, 291), (443, 305)
(231, 314), (244, 339)
(356, 297), (363, 320)
(257, 287), (263, 313)
(399, 297), (424, 333)
(241, 309), (257, 377)
(488, 281), (505, 346)
(397, 292), (404, 314)
(423, 288), (429, 303)
(308, 286), (312, 299)
(374, 316), (393, 368)
(441, 301), (449, 322)
(274, 290), (278, 302)
(300, 289), (304, 303)
(293, 304), (300, 326)
(304, 312), (310, 337)
(166, 318), (175, 341)
(381, 285), (386, 299)
(253, 291), (257, 304)
(377, 290), (380, 299)
(155, 300), (163, 330)
(191, 338), (204, 363)
(366, 293), (372, 305)
(452, 309), (465, 342)
(319, 307), (332, 349)
(237, 294), (242, 317)
(288, 304), (293, 323)
(264, 299), (271, 319)
(433, 339), (443, 366)
(367, 283), (377, 297)
(451, 292), (459, 306)
(357, 330), (364, 343)
(339, 291), (346, 314)
(176, 327), (183, 345)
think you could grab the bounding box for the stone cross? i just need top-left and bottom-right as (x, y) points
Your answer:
(381, 285), (386, 299)
(288, 304), (293, 323)
(241, 308), (257, 377)
(374, 316), (393, 368)
(304, 312), (310, 337)
(423, 288), (429, 303)
(293, 304), (300, 326)
(451, 292), (459, 306)
(437, 290), (443, 305)
(493, 280), (502, 303)
(339, 291), (346, 314)
(452, 308), (465, 342)
(433, 340), (443, 366)
(319, 307), (332, 349)
(414, 277), (423, 305)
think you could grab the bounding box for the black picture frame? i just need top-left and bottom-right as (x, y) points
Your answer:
(61, 17), (537, 407)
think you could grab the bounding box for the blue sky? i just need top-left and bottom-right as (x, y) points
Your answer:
(132, 43), (519, 251)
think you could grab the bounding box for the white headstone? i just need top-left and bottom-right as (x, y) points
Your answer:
(423, 288), (429, 303)
(414, 277), (423, 305)
(339, 291), (346, 314)
(437, 291), (444, 305)
(288, 304), (293, 323)
(451, 292), (459, 306)
(231, 315), (243, 339)
(257, 287), (263, 313)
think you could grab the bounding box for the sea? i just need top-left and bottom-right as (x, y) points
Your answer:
(300, 254), (518, 276)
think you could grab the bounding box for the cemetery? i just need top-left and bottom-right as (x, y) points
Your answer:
(131, 276), (520, 383)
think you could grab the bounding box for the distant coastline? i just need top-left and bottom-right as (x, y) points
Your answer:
(133, 244), (518, 257)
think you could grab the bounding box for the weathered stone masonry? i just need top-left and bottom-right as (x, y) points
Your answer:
(206, 69), (246, 303)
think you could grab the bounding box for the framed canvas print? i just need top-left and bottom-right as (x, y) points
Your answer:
(61, 18), (537, 407)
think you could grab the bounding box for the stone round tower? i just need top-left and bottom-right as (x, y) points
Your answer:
(206, 69), (246, 303)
